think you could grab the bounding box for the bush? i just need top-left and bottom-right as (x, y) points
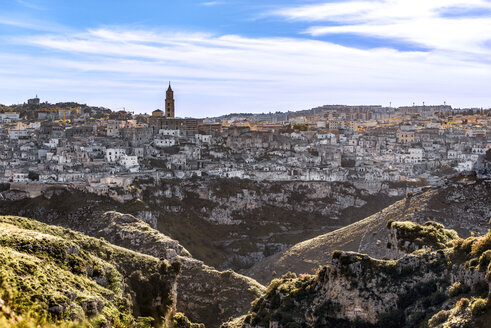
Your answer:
(456, 297), (470, 309)
(471, 298), (487, 316)
(106, 268), (123, 295)
(471, 234), (491, 257)
(332, 250), (343, 259)
(428, 310), (450, 327)
(172, 312), (205, 328)
(448, 281), (468, 297)
(478, 250), (491, 270)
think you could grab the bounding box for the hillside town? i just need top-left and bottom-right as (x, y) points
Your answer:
(0, 86), (490, 196)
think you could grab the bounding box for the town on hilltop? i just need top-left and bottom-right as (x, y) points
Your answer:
(0, 85), (489, 199)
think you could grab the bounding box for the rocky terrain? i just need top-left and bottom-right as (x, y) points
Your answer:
(0, 178), (413, 272)
(1, 173), (488, 327)
(0, 209), (264, 328)
(223, 220), (491, 328)
(0, 215), (185, 327)
(246, 173), (490, 284)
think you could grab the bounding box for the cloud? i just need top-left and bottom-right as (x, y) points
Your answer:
(273, 0), (491, 55)
(200, 1), (225, 6)
(0, 16), (65, 32)
(0, 25), (488, 115)
(15, 0), (43, 10)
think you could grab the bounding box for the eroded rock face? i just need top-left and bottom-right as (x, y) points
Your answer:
(0, 178), (405, 273)
(246, 176), (490, 284)
(91, 212), (266, 328)
(233, 222), (490, 328)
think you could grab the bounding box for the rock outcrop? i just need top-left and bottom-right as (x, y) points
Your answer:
(247, 174), (490, 284)
(225, 221), (491, 328)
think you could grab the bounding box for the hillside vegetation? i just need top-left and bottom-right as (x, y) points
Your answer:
(0, 215), (182, 328)
(0, 178), (404, 271)
(0, 210), (264, 328)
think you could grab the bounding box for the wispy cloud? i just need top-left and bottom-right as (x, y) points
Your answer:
(0, 26), (488, 114)
(200, 1), (225, 7)
(15, 0), (43, 10)
(0, 16), (65, 32)
(273, 0), (491, 55)
(1, 2), (491, 114)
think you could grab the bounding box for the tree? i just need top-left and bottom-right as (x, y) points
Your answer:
(28, 171), (39, 181)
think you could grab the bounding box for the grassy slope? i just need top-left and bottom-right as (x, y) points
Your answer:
(0, 216), (180, 328)
(0, 208), (264, 328)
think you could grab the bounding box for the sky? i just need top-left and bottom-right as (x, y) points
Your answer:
(0, 0), (490, 117)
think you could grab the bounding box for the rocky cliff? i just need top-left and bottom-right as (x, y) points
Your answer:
(246, 174), (490, 284)
(0, 178), (409, 272)
(224, 220), (491, 328)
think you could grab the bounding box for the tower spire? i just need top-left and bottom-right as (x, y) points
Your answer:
(165, 82), (175, 118)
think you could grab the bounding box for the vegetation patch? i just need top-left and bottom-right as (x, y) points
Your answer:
(388, 220), (459, 250)
(0, 216), (180, 327)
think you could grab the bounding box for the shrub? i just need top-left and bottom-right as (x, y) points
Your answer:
(478, 250), (491, 270)
(456, 297), (470, 309)
(282, 272), (297, 280)
(332, 250), (343, 259)
(428, 310), (450, 327)
(448, 281), (467, 297)
(136, 316), (154, 328)
(106, 268), (123, 295)
(471, 298), (487, 316)
(266, 279), (282, 294)
(172, 312), (205, 328)
(471, 234), (491, 257)
(424, 221), (444, 230)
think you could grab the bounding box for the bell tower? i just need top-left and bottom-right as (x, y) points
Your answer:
(165, 82), (175, 118)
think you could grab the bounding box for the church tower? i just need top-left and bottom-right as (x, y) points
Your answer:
(165, 82), (175, 118)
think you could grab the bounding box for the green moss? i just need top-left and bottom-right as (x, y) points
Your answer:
(471, 298), (488, 316)
(0, 215), (179, 327)
(390, 220), (459, 250)
(428, 310), (450, 327)
(171, 313), (205, 328)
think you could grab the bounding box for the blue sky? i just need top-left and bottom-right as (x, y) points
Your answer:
(1, 0), (491, 117)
